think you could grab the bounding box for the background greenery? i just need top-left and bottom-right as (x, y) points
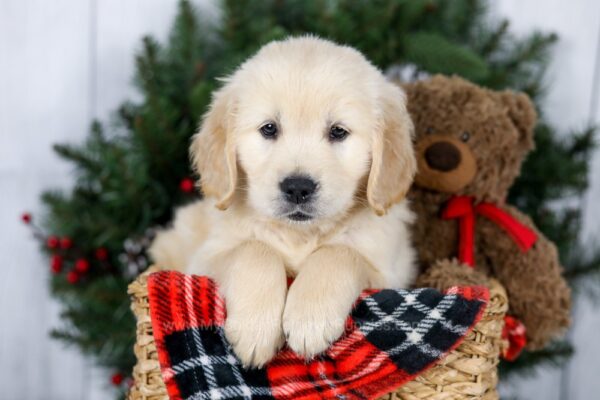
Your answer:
(33, 0), (599, 396)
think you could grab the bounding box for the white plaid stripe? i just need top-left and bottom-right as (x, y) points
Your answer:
(186, 276), (219, 391)
(188, 385), (272, 400)
(327, 329), (363, 358)
(171, 355), (238, 374)
(169, 324), (271, 399)
(360, 289), (469, 358)
(179, 276), (263, 399)
(217, 328), (248, 398)
(315, 361), (346, 400)
(439, 318), (472, 335)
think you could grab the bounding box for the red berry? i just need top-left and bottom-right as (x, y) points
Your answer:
(60, 237), (73, 249)
(66, 271), (79, 284)
(95, 247), (108, 261)
(50, 255), (63, 274)
(74, 258), (90, 273)
(47, 236), (60, 249)
(21, 213), (32, 224)
(111, 373), (124, 386)
(179, 177), (195, 193)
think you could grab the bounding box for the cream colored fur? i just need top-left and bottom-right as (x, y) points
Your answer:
(150, 36), (417, 367)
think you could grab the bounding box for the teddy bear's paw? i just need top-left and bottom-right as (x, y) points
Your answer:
(415, 258), (490, 290)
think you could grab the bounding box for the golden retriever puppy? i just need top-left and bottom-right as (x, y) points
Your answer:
(150, 36), (417, 367)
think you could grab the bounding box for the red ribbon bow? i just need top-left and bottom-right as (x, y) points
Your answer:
(441, 196), (538, 267)
(502, 316), (528, 361)
(441, 195), (538, 360)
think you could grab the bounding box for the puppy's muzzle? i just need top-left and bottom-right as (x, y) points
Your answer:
(280, 176), (317, 204)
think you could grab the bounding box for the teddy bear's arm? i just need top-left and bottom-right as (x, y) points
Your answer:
(415, 258), (490, 290)
(478, 205), (571, 350)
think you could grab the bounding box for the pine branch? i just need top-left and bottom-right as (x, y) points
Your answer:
(403, 32), (489, 80)
(53, 143), (102, 174)
(565, 247), (600, 299)
(479, 19), (509, 56)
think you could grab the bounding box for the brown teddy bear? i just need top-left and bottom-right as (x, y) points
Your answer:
(404, 75), (571, 356)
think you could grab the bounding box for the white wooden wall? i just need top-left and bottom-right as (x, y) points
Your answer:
(493, 2), (600, 399)
(0, 1), (598, 399)
(0, 1), (208, 398)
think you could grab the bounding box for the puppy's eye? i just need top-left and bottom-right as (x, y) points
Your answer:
(460, 131), (471, 142)
(260, 122), (278, 139)
(426, 127), (434, 134)
(329, 125), (349, 142)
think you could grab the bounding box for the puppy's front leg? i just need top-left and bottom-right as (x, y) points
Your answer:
(283, 245), (373, 358)
(213, 241), (287, 368)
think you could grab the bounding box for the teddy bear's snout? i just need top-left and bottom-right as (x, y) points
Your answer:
(414, 135), (477, 193)
(424, 141), (462, 172)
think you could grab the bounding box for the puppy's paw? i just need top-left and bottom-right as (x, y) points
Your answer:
(282, 286), (349, 359)
(224, 300), (285, 368)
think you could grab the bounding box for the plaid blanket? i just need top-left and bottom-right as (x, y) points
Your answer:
(147, 271), (488, 400)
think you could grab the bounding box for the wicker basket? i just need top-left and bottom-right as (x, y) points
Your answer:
(127, 267), (508, 400)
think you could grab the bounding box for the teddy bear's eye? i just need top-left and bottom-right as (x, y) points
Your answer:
(461, 131), (471, 142)
(425, 127), (434, 134)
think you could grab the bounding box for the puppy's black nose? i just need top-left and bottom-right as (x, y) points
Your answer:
(280, 176), (317, 204)
(425, 141), (462, 172)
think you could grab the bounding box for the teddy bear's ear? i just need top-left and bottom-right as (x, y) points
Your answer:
(499, 91), (537, 151)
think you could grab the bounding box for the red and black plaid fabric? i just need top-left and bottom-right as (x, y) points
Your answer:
(147, 271), (488, 400)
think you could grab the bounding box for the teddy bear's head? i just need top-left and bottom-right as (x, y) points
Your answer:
(404, 75), (537, 203)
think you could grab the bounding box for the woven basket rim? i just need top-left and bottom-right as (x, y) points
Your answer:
(127, 266), (507, 400)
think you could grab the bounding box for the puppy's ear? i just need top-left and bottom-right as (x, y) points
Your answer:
(367, 82), (417, 215)
(190, 82), (237, 210)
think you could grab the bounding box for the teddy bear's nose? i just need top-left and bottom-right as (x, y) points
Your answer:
(424, 141), (462, 172)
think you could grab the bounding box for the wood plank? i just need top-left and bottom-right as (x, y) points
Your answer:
(496, 0), (600, 132)
(494, 1), (600, 399)
(94, 0), (216, 121)
(570, 2), (600, 397)
(0, 1), (95, 399)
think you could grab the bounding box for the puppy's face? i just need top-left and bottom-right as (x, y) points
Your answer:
(192, 37), (416, 223)
(235, 62), (376, 223)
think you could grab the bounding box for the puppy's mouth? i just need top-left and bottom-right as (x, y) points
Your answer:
(278, 204), (317, 223)
(286, 211), (314, 222)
